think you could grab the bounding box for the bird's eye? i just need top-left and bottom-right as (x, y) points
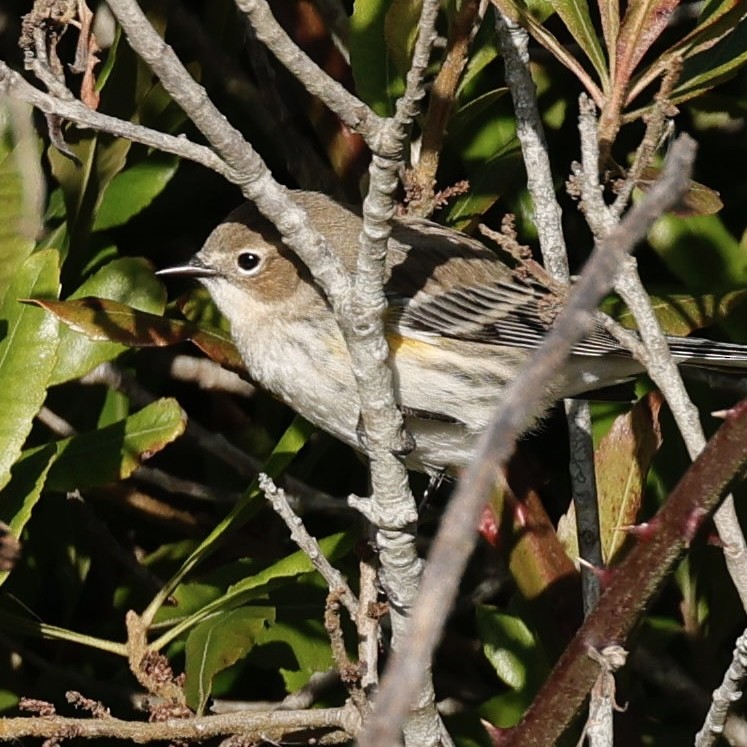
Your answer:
(236, 251), (262, 275)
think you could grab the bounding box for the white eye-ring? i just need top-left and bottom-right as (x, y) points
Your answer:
(236, 250), (263, 275)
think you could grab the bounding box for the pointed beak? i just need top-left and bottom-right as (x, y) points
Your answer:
(156, 258), (218, 279)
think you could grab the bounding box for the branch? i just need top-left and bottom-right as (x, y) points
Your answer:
(236, 0), (385, 144)
(357, 135), (697, 747)
(0, 62), (231, 176)
(259, 473), (359, 619)
(407, 0), (481, 216)
(0, 702), (360, 743)
(505, 397), (747, 746)
(574, 97), (747, 608)
(106, 0), (353, 309)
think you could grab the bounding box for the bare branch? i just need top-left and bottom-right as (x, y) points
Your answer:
(695, 629), (747, 747)
(236, 0), (384, 143)
(495, 11), (601, 612)
(259, 473), (358, 619)
(574, 97), (747, 608)
(0, 61), (231, 176)
(0, 702), (360, 743)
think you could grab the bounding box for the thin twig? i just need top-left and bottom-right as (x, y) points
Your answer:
(407, 0), (481, 217)
(258, 473), (358, 619)
(235, 0), (383, 144)
(0, 703), (360, 743)
(575, 97), (747, 609)
(0, 62), (231, 177)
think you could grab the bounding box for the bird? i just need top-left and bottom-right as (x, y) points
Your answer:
(157, 190), (747, 474)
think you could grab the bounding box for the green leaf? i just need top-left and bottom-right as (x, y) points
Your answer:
(384, 0), (422, 79)
(491, 0), (604, 103)
(0, 444), (58, 588)
(476, 604), (548, 697)
(151, 531), (353, 650)
(48, 132), (132, 279)
(143, 416), (316, 629)
(628, 0), (747, 101)
(350, 0), (398, 115)
(255, 618), (333, 693)
(671, 18), (747, 105)
(184, 606), (275, 714)
(45, 398), (186, 492)
(648, 214), (747, 290)
(32, 297), (244, 375)
(602, 289), (747, 336)
(92, 154), (180, 231)
(551, 0), (609, 88)
(0, 118), (37, 301)
(50, 259), (166, 385)
(0, 250), (60, 492)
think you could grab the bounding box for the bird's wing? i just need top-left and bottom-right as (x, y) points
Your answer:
(390, 279), (628, 357)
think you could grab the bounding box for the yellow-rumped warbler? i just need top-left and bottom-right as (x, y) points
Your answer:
(158, 190), (747, 473)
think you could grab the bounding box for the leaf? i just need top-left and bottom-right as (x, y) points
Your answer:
(92, 154), (180, 231)
(49, 259), (167, 385)
(350, 0), (398, 115)
(254, 618), (333, 693)
(0, 250), (60, 493)
(0, 444), (58, 588)
(45, 398), (186, 492)
(602, 289), (747, 336)
(0, 120), (37, 301)
(671, 18), (747, 105)
(48, 132), (132, 278)
(550, 0), (609, 88)
(491, 0), (604, 104)
(635, 167), (723, 217)
(615, 0), (681, 85)
(30, 297), (244, 375)
(558, 393), (663, 564)
(151, 531), (353, 650)
(628, 0), (747, 101)
(184, 606), (275, 714)
(648, 214), (747, 290)
(143, 416), (316, 630)
(599, 0), (680, 146)
(476, 604), (548, 697)
(384, 0), (422, 79)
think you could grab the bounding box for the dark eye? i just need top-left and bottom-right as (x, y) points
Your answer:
(236, 251), (262, 275)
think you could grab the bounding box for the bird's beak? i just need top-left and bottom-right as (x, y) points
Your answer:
(156, 258), (218, 279)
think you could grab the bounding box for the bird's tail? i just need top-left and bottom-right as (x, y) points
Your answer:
(667, 336), (747, 369)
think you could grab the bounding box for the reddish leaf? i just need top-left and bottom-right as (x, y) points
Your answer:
(27, 297), (245, 374)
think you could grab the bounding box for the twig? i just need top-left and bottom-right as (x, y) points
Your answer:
(258, 473), (358, 619)
(345, 2), (455, 745)
(508, 396), (747, 746)
(324, 590), (368, 714)
(0, 702), (360, 743)
(575, 97), (747, 609)
(357, 544), (382, 694)
(695, 630), (747, 746)
(494, 11), (567, 278)
(235, 0), (383, 144)
(168, 355), (255, 397)
(578, 646), (628, 747)
(0, 62), (231, 176)
(357, 135), (697, 747)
